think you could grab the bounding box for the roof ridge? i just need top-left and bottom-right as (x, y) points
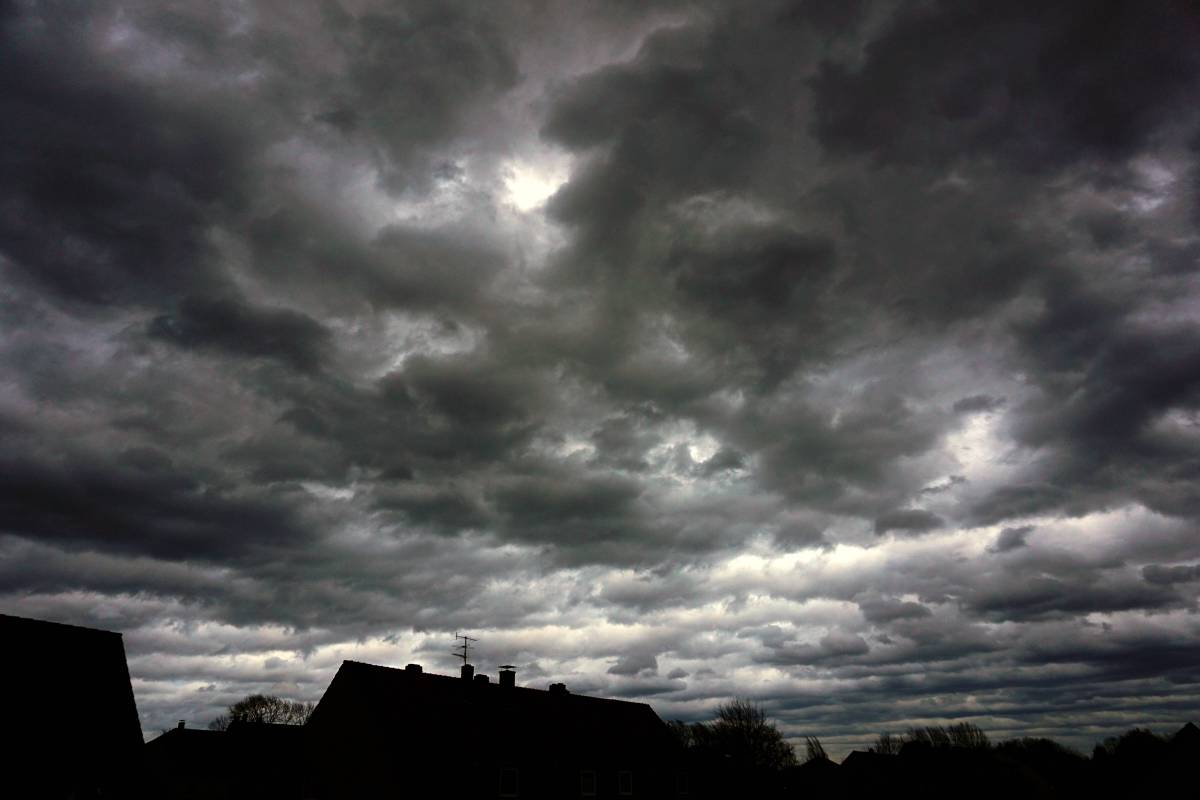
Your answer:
(0, 612), (123, 637)
(334, 660), (657, 709)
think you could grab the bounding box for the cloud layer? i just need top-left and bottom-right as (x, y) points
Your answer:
(2, 0), (1199, 755)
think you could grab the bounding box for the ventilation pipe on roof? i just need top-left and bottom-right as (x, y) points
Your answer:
(499, 665), (516, 689)
(461, 664), (475, 681)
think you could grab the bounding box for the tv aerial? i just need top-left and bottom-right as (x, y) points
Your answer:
(453, 632), (477, 665)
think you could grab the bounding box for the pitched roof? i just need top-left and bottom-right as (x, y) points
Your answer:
(796, 756), (839, 773)
(1, 612), (143, 747)
(145, 726), (226, 757)
(308, 660), (677, 761)
(841, 750), (898, 770)
(2, 613), (144, 793)
(1171, 721), (1200, 748)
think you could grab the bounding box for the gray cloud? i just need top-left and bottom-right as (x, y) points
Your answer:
(1143, 564), (1200, 586)
(990, 525), (1034, 553)
(148, 295), (332, 373)
(874, 509), (944, 536)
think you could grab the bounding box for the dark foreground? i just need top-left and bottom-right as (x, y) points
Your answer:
(6, 611), (1197, 799)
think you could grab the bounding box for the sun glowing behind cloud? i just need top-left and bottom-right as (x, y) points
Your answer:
(502, 158), (570, 211)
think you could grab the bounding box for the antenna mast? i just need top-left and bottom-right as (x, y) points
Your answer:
(453, 632), (478, 666)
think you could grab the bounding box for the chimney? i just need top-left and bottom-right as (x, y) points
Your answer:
(474, 673), (490, 685)
(549, 683), (568, 695)
(177, 720), (185, 730)
(405, 663), (423, 674)
(461, 663), (475, 681)
(499, 665), (516, 689)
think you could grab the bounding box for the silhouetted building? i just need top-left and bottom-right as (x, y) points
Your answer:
(1170, 721), (1200, 751)
(144, 723), (228, 799)
(1, 612), (144, 798)
(144, 719), (306, 799)
(839, 750), (899, 797)
(782, 755), (839, 795)
(304, 660), (684, 799)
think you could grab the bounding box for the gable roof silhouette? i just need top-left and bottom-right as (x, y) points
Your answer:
(308, 660), (677, 761)
(1, 612), (143, 744)
(1170, 721), (1200, 751)
(145, 726), (226, 757)
(145, 721), (308, 799)
(2, 612), (143, 795)
(841, 750), (897, 769)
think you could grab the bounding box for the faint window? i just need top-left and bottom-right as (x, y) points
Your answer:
(580, 769), (597, 796)
(618, 770), (633, 796)
(499, 767), (519, 797)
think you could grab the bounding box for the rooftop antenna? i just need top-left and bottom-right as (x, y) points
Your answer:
(453, 632), (477, 666)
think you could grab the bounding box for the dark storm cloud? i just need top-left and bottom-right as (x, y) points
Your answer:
(990, 525), (1033, 553)
(695, 447), (745, 477)
(3, 0), (1200, 748)
(756, 632), (871, 666)
(971, 275), (1200, 525)
(965, 574), (1181, 622)
(811, 1), (1200, 170)
(337, 2), (520, 191)
(1143, 564), (1200, 586)
(953, 395), (1004, 415)
(970, 483), (1071, 526)
(381, 354), (541, 444)
(490, 472), (647, 546)
(608, 651), (659, 676)
(874, 509), (943, 536)
(858, 597), (932, 625)
(589, 415), (661, 472)
(244, 210), (509, 316)
(0, 3), (244, 309)
(148, 295), (332, 373)
(0, 447), (311, 561)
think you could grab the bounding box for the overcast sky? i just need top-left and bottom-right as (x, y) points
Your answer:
(3, 0), (1200, 755)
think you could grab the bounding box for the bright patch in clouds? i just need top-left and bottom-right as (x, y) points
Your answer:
(503, 158), (570, 211)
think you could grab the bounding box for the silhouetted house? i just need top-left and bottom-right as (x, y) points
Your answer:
(1170, 721), (1200, 751)
(783, 755), (839, 794)
(305, 660), (684, 799)
(226, 719), (307, 797)
(144, 719), (306, 799)
(1, 612), (143, 798)
(145, 723), (228, 799)
(839, 750), (899, 797)
(1162, 721), (1200, 793)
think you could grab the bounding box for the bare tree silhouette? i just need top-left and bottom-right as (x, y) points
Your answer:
(208, 693), (314, 730)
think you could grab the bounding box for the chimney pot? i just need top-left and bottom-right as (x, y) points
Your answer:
(177, 720), (185, 730)
(499, 665), (516, 689)
(461, 664), (475, 681)
(405, 663), (423, 674)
